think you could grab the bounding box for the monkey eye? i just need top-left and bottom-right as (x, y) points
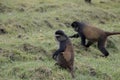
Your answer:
(55, 34), (61, 38)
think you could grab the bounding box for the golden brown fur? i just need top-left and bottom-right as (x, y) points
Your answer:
(83, 25), (120, 41)
(70, 21), (120, 57)
(56, 39), (74, 78)
(53, 30), (75, 78)
(83, 26), (105, 41)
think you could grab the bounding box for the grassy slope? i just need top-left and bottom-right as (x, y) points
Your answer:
(0, 0), (120, 80)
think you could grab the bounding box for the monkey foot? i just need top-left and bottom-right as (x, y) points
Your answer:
(99, 55), (107, 58)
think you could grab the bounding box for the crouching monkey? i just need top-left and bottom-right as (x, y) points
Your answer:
(52, 30), (75, 78)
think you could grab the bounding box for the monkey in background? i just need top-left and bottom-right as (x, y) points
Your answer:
(70, 21), (120, 57)
(52, 30), (75, 78)
(85, 0), (91, 3)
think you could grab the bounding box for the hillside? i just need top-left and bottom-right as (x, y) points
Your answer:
(0, 0), (120, 80)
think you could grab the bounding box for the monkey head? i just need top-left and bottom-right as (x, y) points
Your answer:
(71, 21), (85, 32)
(55, 30), (68, 42)
(71, 21), (80, 32)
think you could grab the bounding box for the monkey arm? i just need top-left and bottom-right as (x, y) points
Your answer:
(52, 42), (66, 60)
(69, 33), (79, 38)
(80, 34), (86, 46)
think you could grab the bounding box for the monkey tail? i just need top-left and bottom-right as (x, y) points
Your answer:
(105, 32), (120, 36)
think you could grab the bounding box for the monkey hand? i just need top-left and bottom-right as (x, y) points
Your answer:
(69, 34), (79, 38)
(52, 54), (57, 60)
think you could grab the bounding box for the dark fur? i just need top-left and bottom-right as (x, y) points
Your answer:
(53, 30), (74, 78)
(85, 0), (91, 3)
(70, 21), (120, 57)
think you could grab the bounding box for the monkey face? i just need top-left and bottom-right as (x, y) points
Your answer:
(55, 30), (68, 42)
(71, 21), (79, 32)
(72, 25), (79, 32)
(55, 34), (67, 41)
(55, 34), (61, 41)
(74, 27), (79, 32)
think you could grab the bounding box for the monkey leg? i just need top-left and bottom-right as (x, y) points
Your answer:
(98, 38), (109, 57)
(85, 0), (91, 3)
(81, 35), (86, 47)
(84, 41), (94, 51)
(85, 41), (94, 48)
(68, 65), (75, 78)
(88, 0), (91, 3)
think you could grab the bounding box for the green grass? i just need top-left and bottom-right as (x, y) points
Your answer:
(0, 0), (120, 80)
